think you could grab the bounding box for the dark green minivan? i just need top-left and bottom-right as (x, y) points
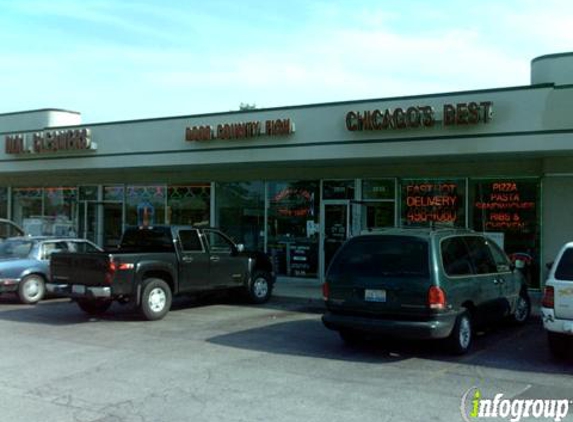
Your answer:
(321, 229), (531, 354)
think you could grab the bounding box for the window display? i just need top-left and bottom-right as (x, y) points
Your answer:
(471, 178), (541, 288)
(400, 178), (466, 227)
(215, 182), (264, 249)
(267, 181), (319, 277)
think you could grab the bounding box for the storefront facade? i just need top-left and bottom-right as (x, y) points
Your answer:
(2, 52), (573, 288)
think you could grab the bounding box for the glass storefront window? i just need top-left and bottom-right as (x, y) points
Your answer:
(268, 181), (319, 278)
(215, 182), (264, 249)
(167, 184), (210, 226)
(12, 188), (43, 235)
(323, 180), (354, 200)
(12, 187), (79, 236)
(44, 187), (78, 236)
(0, 188), (7, 218)
(470, 178), (541, 288)
(104, 186), (125, 201)
(126, 185), (166, 226)
(363, 179), (395, 200)
(400, 178), (466, 228)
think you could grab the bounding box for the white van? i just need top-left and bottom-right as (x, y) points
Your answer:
(541, 242), (573, 358)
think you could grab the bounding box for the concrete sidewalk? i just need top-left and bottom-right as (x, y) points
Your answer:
(272, 276), (543, 317)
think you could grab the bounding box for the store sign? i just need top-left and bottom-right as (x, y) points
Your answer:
(403, 180), (464, 224)
(346, 101), (493, 132)
(185, 118), (294, 142)
(4, 128), (95, 155)
(474, 181), (536, 231)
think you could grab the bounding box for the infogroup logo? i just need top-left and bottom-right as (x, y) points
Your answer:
(461, 387), (571, 422)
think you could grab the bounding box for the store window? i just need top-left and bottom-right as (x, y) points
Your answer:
(361, 179), (396, 230)
(126, 185), (166, 226)
(12, 187), (78, 236)
(323, 180), (354, 200)
(215, 182), (264, 249)
(400, 178), (466, 228)
(0, 188), (8, 218)
(167, 184), (210, 226)
(267, 181), (319, 278)
(44, 187), (78, 236)
(470, 178), (541, 288)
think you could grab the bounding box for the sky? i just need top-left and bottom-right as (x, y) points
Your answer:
(1, 0), (573, 124)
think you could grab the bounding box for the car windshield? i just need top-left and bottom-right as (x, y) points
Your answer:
(328, 235), (430, 279)
(0, 239), (34, 258)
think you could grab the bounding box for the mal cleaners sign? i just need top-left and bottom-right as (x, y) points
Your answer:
(5, 128), (95, 155)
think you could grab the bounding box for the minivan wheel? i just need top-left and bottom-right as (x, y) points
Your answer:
(510, 290), (531, 324)
(448, 311), (472, 355)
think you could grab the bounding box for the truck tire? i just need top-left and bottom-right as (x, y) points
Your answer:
(140, 278), (172, 321)
(18, 274), (46, 304)
(447, 310), (473, 355)
(244, 270), (273, 304)
(77, 299), (112, 315)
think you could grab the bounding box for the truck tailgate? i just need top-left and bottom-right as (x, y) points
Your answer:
(51, 252), (111, 286)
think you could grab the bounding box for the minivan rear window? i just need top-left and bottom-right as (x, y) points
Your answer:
(555, 248), (573, 281)
(327, 236), (430, 279)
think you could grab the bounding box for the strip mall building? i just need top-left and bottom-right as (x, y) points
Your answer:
(2, 52), (573, 288)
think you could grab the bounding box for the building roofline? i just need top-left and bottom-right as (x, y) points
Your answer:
(64, 83), (555, 129)
(0, 108), (81, 118)
(532, 52), (573, 64)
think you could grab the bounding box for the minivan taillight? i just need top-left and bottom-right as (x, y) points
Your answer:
(542, 286), (555, 309)
(428, 286), (446, 310)
(322, 282), (330, 301)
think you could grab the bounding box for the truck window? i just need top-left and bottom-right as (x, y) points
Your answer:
(204, 230), (233, 254)
(120, 228), (175, 253)
(179, 230), (203, 252)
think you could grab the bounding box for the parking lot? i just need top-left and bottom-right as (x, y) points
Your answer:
(0, 294), (571, 422)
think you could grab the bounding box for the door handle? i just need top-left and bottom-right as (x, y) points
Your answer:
(493, 278), (505, 285)
(210, 256), (220, 263)
(182, 256), (194, 263)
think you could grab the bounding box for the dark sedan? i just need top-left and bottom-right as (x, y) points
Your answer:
(0, 237), (101, 304)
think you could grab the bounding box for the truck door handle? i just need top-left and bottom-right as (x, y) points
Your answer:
(210, 256), (220, 263)
(493, 278), (505, 285)
(182, 256), (194, 263)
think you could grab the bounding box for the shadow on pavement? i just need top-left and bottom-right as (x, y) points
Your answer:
(208, 316), (573, 373)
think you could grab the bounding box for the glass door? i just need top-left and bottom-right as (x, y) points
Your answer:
(321, 201), (351, 278)
(79, 202), (123, 249)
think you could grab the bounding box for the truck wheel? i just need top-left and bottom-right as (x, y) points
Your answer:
(447, 310), (473, 355)
(18, 274), (46, 304)
(245, 271), (273, 304)
(140, 278), (172, 321)
(510, 290), (531, 324)
(77, 299), (112, 315)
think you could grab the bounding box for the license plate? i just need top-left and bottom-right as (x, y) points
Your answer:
(365, 289), (386, 303)
(72, 285), (85, 295)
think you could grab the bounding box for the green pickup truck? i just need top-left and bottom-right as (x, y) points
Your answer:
(47, 226), (275, 320)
